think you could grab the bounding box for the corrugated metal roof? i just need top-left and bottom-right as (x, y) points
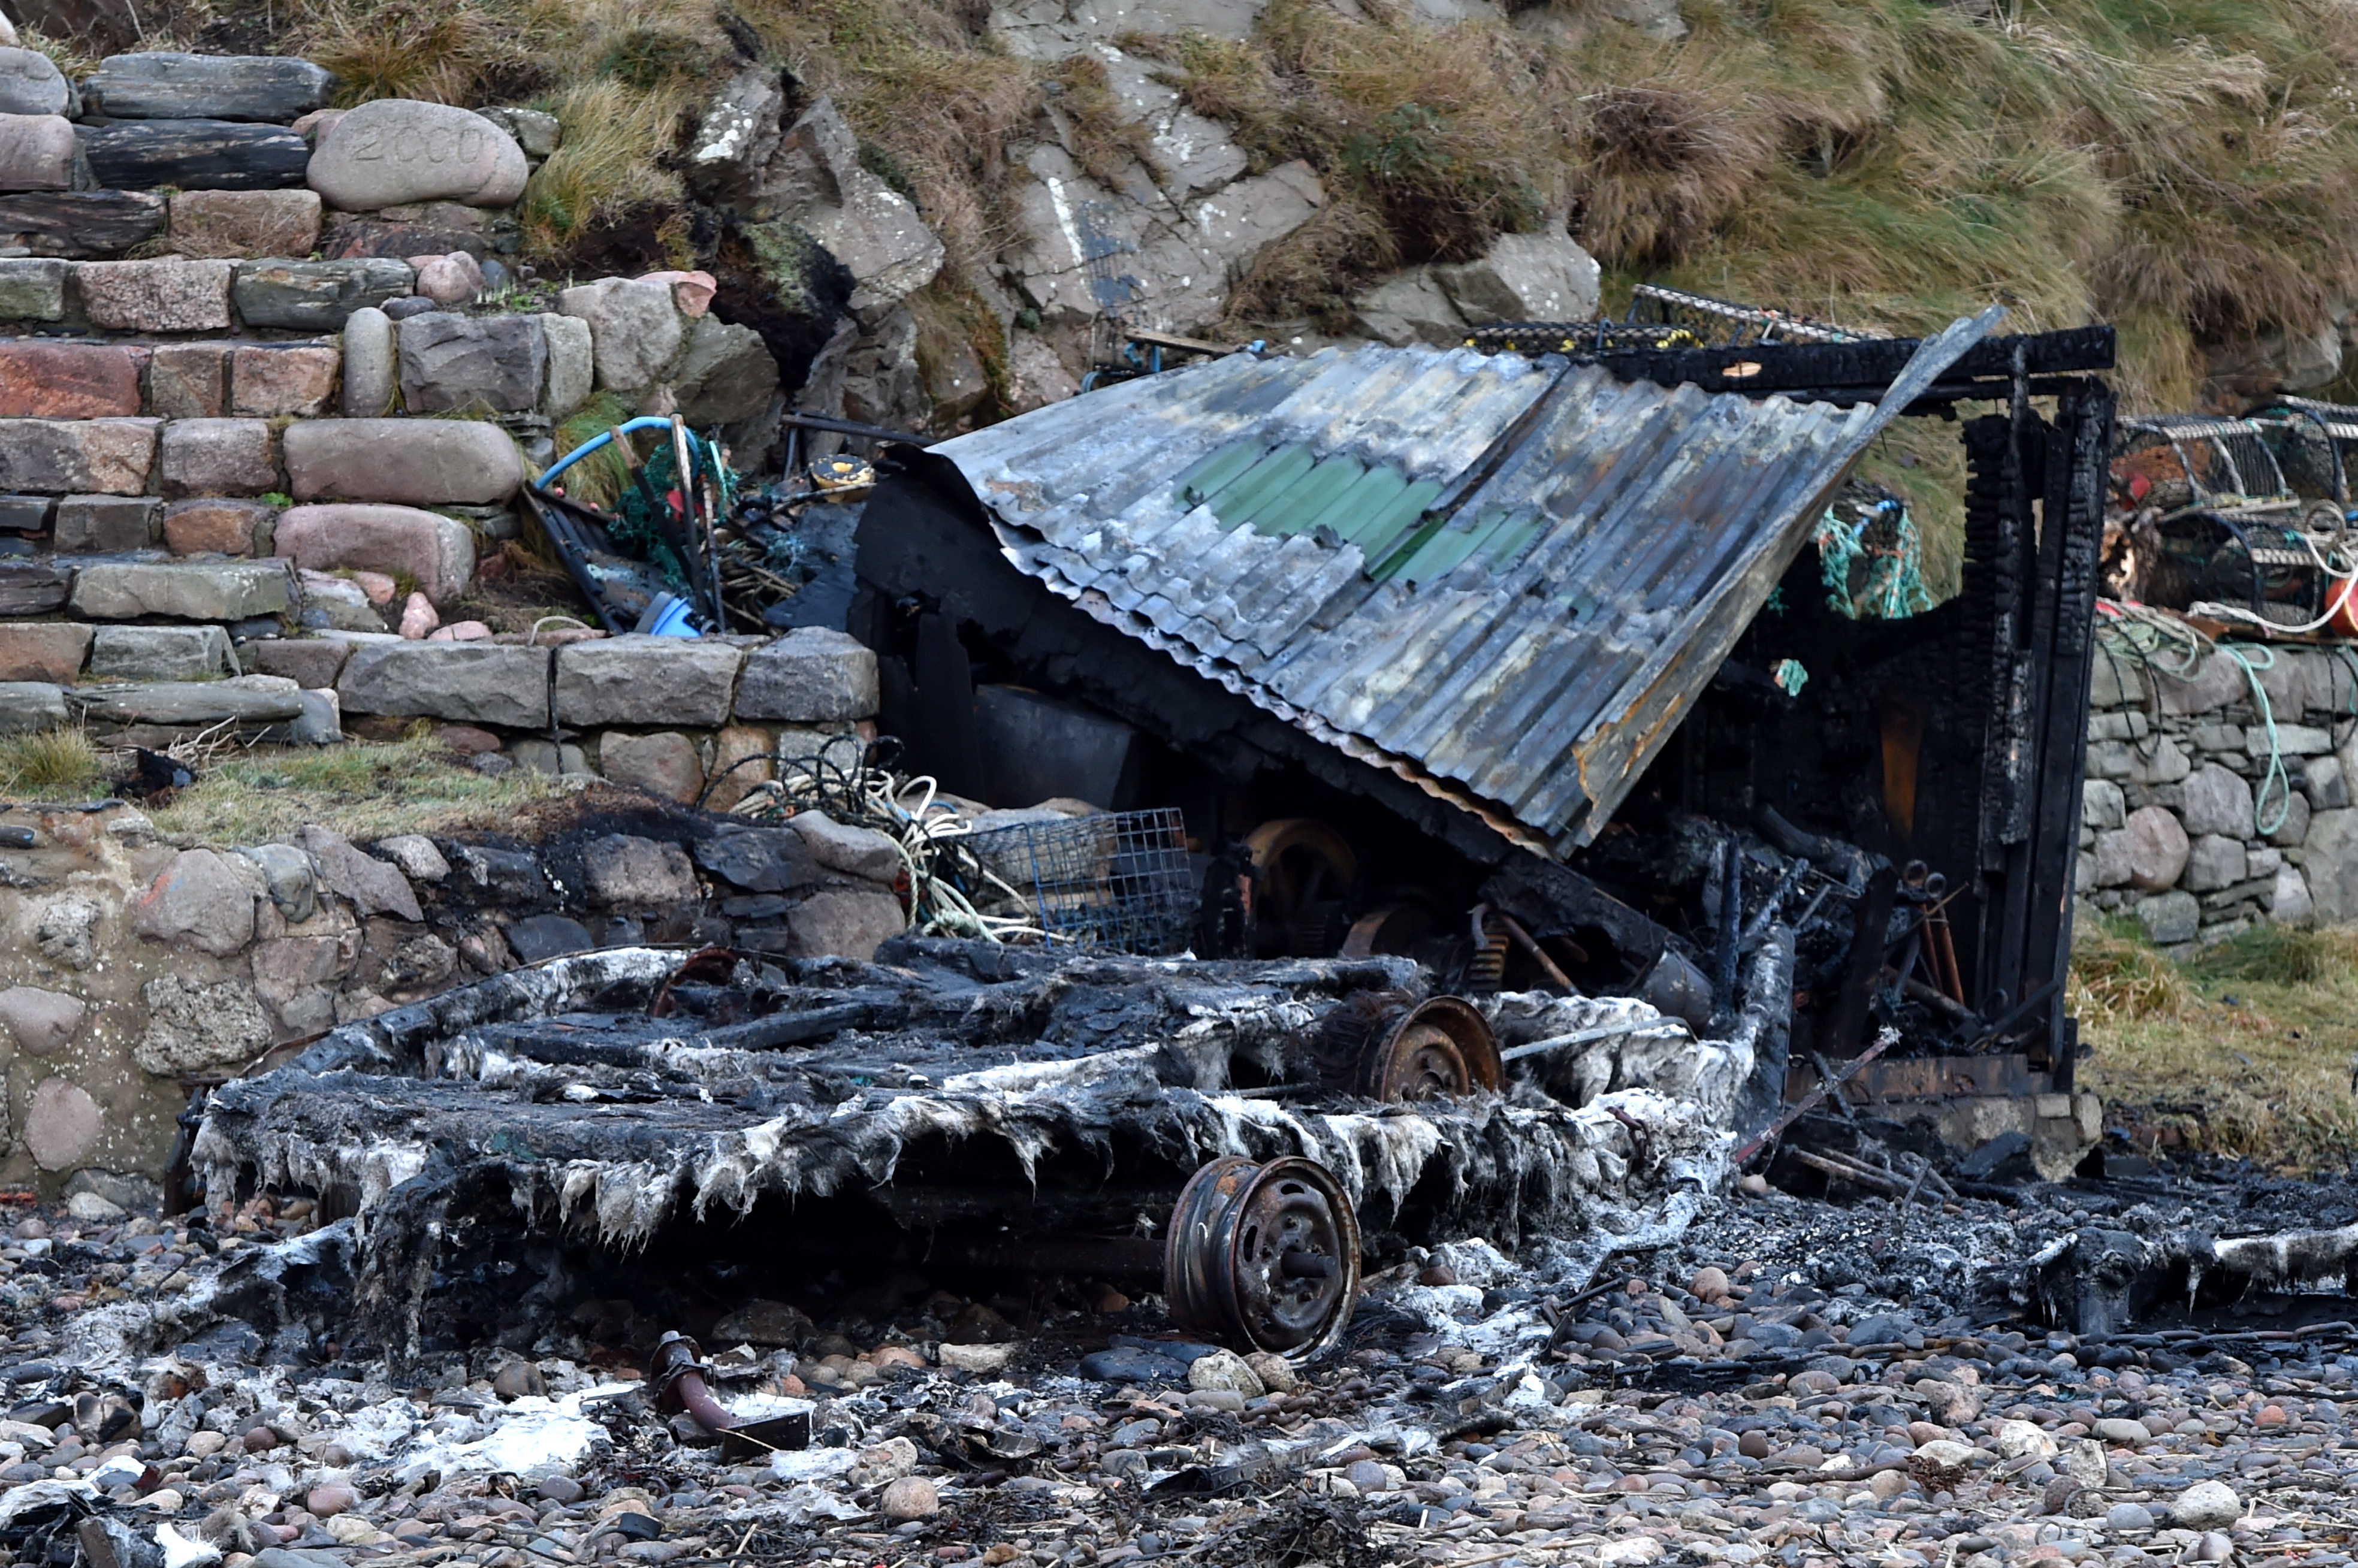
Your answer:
(931, 311), (2001, 853)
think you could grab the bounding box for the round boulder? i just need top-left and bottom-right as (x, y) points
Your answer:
(0, 986), (84, 1055)
(2122, 804), (2190, 891)
(26, 1078), (101, 1170)
(308, 100), (527, 210)
(878, 1477), (937, 1521)
(274, 502), (473, 603)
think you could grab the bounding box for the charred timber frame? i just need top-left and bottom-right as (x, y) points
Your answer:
(856, 327), (2116, 1075)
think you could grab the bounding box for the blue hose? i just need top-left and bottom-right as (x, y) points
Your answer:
(534, 415), (681, 492)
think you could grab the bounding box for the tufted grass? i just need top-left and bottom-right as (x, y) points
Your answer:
(0, 728), (108, 802)
(135, 0), (2358, 469)
(147, 735), (561, 843)
(2076, 917), (2358, 1173)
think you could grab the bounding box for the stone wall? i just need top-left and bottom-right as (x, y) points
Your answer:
(0, 784), (911, 1200)
(2079, 642), (2358, 951)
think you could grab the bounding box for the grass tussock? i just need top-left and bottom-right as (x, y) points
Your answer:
(0, 729), (108, 800)
(2076, 917), (2358, 1173)
(1128, 0), (2358, 413)
(149, 737), (561, 843)
(546, 391), (641, 509)
(519, 78), (700, 254)
(303, 0), (519, 106)
(15, 26), (101, 80)
(164, 0), (2358, 442)
(1044, 53), (1157, 187)
(735, 0), (1040, 273)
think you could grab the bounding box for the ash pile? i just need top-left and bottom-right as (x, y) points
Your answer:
(179, 936), (1764, 1369)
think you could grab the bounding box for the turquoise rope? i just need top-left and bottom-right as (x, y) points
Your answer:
(2218, 643), (2293, 837)
(1813, 500), (1932, 620)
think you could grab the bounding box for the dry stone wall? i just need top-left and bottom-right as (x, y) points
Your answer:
(0, 786), (911, 1200)
(2079, 642), (2358, 950)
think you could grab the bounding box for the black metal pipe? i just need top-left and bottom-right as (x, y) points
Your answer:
(782, 410), (931, 446)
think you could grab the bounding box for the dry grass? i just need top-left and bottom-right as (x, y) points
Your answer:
(171, 0), (2358, 444)
(149, 736), (561, 843)
(518, 78), (699, 255)
(737, 0), (1040, 274)
(1043, 53), (1157, 186)
(0, 729), (108, 800)
(545, 391), (640, 510)
(2075, 919), (2358, 1172)
(302, 0), (521, 105)
(14, 25), (102, 79)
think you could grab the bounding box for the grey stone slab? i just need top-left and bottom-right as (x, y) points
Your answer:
(734, 627), (878, 722)
(397, 310), (547, 414)
(0, 494), (52, 533)
(89, 623), (236, 681)
(233, 258), (413, 331)
(81, 120), (313, 192)
(82, 53), (334, 122)
(554, 635), (742, 727)
(70, 560), (289, 621)
(694, 823), (817, 893)
(0, 418), (156, 495)
(0, 561), (69, 615)
(336, 641), (551, 728)
(71, 678), (304, 726)
(0, 257), (66, 320)
(53, 494), (158, 552)
(0, 191), (168, 258)
(0, 681), (64, 733)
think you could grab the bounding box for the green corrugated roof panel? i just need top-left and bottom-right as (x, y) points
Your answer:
(1203, 443), (1314, 527)
(1350, 477), (1444, 561)
(1390, 509), (1520, 585)
(1253, 455), (1367, 536)
(1173, 440), (1263, 509)
(1303, 463), (1408, 540)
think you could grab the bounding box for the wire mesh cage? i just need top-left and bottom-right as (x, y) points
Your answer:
(2254, 397), (2358, 509)
(2114, 416), (2296, 513)
(1464, 284), (1885, 358)
(1619, 283), (1888, 347)
(958, 808), (1197, 954)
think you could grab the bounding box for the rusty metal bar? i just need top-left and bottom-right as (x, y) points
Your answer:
(1731, 1026), (1900, 1165)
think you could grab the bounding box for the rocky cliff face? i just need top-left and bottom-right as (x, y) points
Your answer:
(672, 0), (1604, 436)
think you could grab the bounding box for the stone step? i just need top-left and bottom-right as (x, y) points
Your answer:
(0, 189), (472, 265)
(81, 53), (335, 123)
(80, 119), (313, 192)
(0, 267), (757, 445)
(0, 191), (167, 259)
(0, 337), (338, 418)
(70, 674), (306, 725)
(0, 255), (415, 332)
(70, 557), (292, 620)
(0, 414), (527, 508)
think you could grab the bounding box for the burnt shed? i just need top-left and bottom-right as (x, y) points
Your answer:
(852, 313), (2117, 1087)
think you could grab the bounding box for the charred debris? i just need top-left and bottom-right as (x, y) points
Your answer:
(185, 294), (2150, 1385)
(846, 303), (2120, 1179)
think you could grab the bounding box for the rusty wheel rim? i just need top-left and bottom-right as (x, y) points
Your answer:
(1164, 1155), (1360, 1356)
(1358, 996), (1500, 1102)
